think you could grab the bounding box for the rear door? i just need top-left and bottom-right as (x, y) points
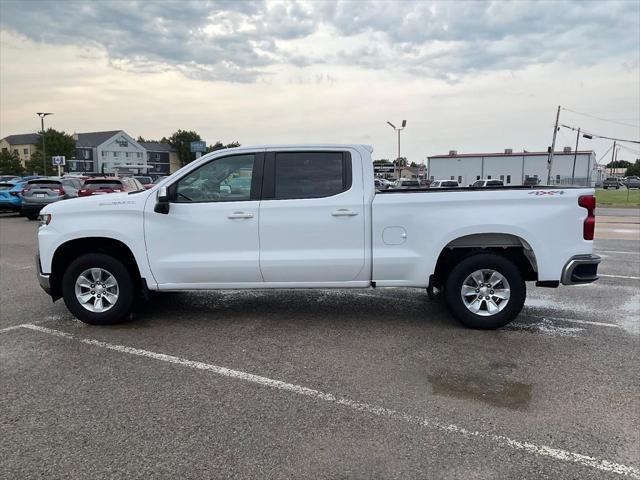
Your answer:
(258, 149), (366, 283)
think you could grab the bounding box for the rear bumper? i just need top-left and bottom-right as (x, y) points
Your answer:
(0, 200), (21, 211)
(561, 254), (601, 285)
(36, 254), (51, 295)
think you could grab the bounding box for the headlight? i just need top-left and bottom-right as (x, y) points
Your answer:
(38, 214), (52, 227)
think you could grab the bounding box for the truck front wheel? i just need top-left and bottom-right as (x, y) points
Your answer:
(62, 253), (134, 325)
(444, 253), (525, 329)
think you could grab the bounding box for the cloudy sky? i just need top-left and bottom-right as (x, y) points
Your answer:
(1, 0), (638, 163)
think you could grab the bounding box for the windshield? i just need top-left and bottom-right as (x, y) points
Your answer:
(135, 176), (152, 185)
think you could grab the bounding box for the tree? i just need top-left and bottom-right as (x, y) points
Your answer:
(393, 157), (408, 167)
(625, 159), (640, 177)
(373, 159), (392, 165)
(206, 141), (240, 153)
(167, 130), (203, 166)
(606, 160), (631, 169)
(0, 150), (25, 176)
(410, 161), (419, 168)
(29, 128), (76, 176)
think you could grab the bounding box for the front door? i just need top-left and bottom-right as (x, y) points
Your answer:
(258, 150), (366, 283)
(144, 152), (263, 287)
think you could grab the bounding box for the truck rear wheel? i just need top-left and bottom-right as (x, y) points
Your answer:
(444, 253), (525, 329)
(62, 253), (134, 325)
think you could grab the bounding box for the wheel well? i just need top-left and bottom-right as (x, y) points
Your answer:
(50, 237), (141, 300)
(432, 234), (538, 288)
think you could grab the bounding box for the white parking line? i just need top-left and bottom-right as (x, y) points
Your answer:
(537, 316), (624, 329)
(599, 274), (640, 280)
(0, 324), (31, 334)
(19, 323), (640, 478)
(596, 250), (640, 255)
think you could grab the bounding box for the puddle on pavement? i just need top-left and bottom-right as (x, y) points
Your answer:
(427, 371), (532, 410)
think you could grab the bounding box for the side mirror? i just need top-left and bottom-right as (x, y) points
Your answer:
(154, 186), (170, 214)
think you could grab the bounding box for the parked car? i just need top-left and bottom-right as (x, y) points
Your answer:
(21, 177), (83, 220)
(36, 144), (599, 330)
(78, 177), (145, 196)
(0, 175), (21, 183)
(0, 180), (26, 212)
(523, 177), (540, 187)
(152, 176), (169, 185)
(134, 176), (154, 189)
(394, 178), (421, 189)
(430, 180), (460, 188)
(471, 179), (504, 188)
(602, 177), (622, 189)
(374, 178), (389, 190)
(623, 176), (640, 189)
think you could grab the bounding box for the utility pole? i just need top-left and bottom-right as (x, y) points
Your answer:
(547, 105), (561, 185)
(36, 112), (53, 176)
(571, 127), (580, 185)
(611, 140), (617, 172)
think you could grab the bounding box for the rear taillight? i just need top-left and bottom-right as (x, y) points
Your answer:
(53, 187), (65, 195)
(113, 189), (122, 192)
(579, 195), (596, 240)
(21, 187), (30, 194)
(10, 191), (18, 196)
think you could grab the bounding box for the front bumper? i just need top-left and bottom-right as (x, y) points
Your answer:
(561, 254), (601, 285)
(36, 254), (51, 295)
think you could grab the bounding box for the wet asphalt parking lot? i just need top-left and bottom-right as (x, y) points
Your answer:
(1, 209), (638, 479)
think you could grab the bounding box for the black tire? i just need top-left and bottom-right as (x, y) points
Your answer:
(62, 253), (135, 325)
(444, 253), (526, 330)
(26, 212), (39, 220)
(603, 186), (608, 190)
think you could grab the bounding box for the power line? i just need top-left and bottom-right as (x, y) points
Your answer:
(560, 123), (640, 144)
(561, 107), (640, 129)
(596, 144), (613, 166)
(618, 144), (640, 155)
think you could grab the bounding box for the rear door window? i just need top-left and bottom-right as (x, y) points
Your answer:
(28, 180), (61, 189)
(84, 180), (123, 190)
(267, 151), (351, 200)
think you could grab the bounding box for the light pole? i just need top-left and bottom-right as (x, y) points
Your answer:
(386, 120), (407, 180)
(36, 112), (53, 176)
(547, 105), (561, 184)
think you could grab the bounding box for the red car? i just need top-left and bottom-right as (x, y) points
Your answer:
(78, 177), (145, 197)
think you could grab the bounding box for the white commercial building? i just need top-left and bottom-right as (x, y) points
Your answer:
(427, 149), (598, 186)
(71, 130), (148, 175)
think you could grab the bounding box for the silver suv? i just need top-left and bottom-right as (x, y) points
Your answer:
(21, 177), (83, 220)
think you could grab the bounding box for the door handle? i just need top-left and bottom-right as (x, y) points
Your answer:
(331, 209), (359, 217)
(227, 211), (254, 219)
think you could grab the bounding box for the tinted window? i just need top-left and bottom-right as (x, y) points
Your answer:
(28, 180), (61, 188)
(442, 181), (458, 187)
(273, 152), (349, 200)
(472, 180), (483, 187)
(488, 181), (503, 186)
(175, 154), (255, 203)
(0, 183), (14, 190)
(84, 180), (123, 190)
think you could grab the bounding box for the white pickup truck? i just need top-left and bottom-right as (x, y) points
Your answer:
(36, 144), (600, 329)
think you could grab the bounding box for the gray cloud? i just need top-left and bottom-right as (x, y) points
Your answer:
(1, 0), (638, 83)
